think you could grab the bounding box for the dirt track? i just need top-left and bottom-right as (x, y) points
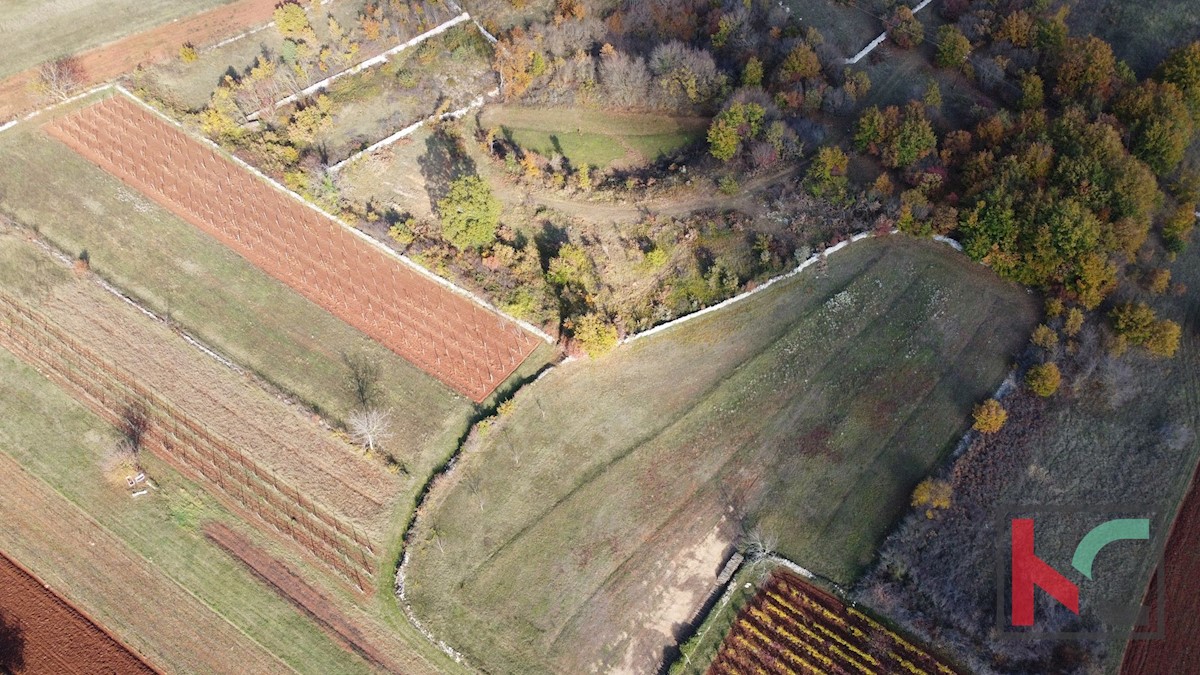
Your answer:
(0, 550), (158, 675)
(204, 523), (400, 673)
(45, 95), (540, 402)
(0, 0), (278, 121)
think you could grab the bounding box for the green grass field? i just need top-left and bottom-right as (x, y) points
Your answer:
(0, 0), (233, 78)
(480, 105), (706, 169)
(406, 236), (1037, 674)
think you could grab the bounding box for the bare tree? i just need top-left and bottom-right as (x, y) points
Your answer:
(118, 401), (150, 452)
(35, 56), (86, 101)
(342, 352), (382, 409)
(741, 525), (778, 562)
(348, 408), (392, 453)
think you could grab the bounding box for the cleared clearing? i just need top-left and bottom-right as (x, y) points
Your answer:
(479, 105), (707, 169)
(406, 236), (1037, 674)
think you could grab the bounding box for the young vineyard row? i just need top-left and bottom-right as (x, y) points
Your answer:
(44, 94), (540, 402)
(708, 570), (957, 675)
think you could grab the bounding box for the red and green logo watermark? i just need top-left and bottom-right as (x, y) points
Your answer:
(996, 505), (1165, 639)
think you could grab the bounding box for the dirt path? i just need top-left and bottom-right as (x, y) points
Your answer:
(0, 0), (278, 120)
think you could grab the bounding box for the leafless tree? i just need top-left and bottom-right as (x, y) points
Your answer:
(463, 471), (486, 512)
(119, 401), (150, 452)
(349, 408), (393, 453)
(599, 48), (651, 109)
(741, 525), (778, 562)
(35, 56), (86, 101)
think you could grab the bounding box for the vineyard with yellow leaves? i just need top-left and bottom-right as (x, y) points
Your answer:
(708, 570), (958, 675)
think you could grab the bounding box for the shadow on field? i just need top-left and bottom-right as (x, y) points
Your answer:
(419, 128), (478, 216)
(0, 610), (25, 674)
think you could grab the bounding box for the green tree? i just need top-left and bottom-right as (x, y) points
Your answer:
(437, 176), (501, 250)
(706, 102), (765, 162)
(912, 478), (952, 518)
(1026, 363), (1061, 397)
(888, 7), (924, 49)
(935, 25), (971, 69)
(854, 105), (890, 152)
(805, 146), (850, 201)
(1071, 252), (1117, 310)
(1159, 41), (1200, 113)
(572, 313), (618, 357)
(883, 102), (937, 168)
(742, 57), (764, 87)
(274, 1), (315, 43)
(1163, 201), (1197, 252)
(1055, 37), (1116, 103)
(972, 398), (1007, 433)
(1031, 324), (1059, 350)
(1019, 72), (1045, 110)
(778, 44), (821, 83)
(1064, 308), (1085, 337)
(1146, 320), (1182, 357)
(1115, 81), (1194, 176)
(707, 117), (741, 161)
(1110, 302), (1158, 344)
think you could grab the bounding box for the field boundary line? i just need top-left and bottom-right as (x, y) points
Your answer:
(112, 85), (554, 345)
(622, 231), (874, 344)
(24, 232), (253, 380)
(842, 0), (934, 64)
(249, 12), (472, 120)
(623, 230), (970, 345)
(0, 453), (301, 675)
(329, 88), (499, 172)
(0, 83), (114, 135)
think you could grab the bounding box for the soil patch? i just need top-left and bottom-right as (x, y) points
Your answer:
(0, 551), (158, 675)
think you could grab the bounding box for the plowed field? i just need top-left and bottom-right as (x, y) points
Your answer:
(0, 551), (157, 675)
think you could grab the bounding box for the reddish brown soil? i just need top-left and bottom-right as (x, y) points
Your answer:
(0, 0), (279, 120)
(204, 523), (398, 673)
(45, 95), (540, 402)
(1119, 458), (1200, 675)
(0, 551), (158, 675)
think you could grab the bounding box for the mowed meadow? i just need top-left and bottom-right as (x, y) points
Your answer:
(406, 236), (1038, 674)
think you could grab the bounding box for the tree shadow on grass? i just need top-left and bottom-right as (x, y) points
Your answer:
(418, 127), (478, 217)
(0, 610), (25, 675)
